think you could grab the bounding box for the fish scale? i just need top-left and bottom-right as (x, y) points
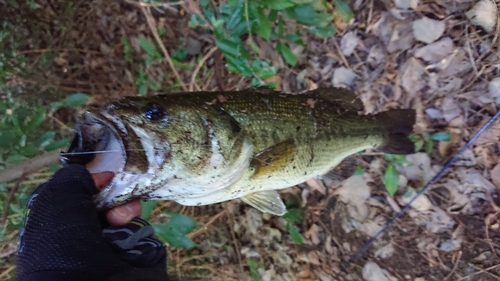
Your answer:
(62, 87), (416, 216)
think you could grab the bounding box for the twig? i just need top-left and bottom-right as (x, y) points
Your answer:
(444, 251), (462, 281)
(0, 150), (60, 184)
(189, 46), (218, 91)
(187, 207), (227, 239)
(226, 203), (244, 278)
(459, 263), (500, 280)
(1, 173), (28, 223)
(141, 6), (188, 91)
(0, 265), (15, 279)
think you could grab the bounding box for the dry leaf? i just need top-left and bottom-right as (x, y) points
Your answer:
(394, 0), (418, 9)
(466, 0), (498, 32)
(332, 67), (357, 87)
(334, 175), (371, 221)
(412, 17), (445, 44)
(362, 262), (398, 281)
(401, 57), (426, 96)
(490, 163), (500, 189)
(488, 77), (500, 105)
(340, 32), (358, 56)
(414, 37), (454, 64)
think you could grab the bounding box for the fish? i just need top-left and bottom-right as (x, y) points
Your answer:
(60, 87), (416, 216)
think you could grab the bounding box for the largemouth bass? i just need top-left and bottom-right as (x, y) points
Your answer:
(61, 87), (415, 216)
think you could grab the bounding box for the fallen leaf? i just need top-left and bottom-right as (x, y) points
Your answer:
(414, 37), (454, 64)
(334, 175), (371, 221)
(488, 77), (500, 105)
(396, 152), (433, 182)
(401, 57), (426, 96)
(332, 67), (357, 87)
(362, 262), (398, 281)
(440, 96), (462, 123)
(246, 208), (263, 235)
(394, 0), (418, 9)
(413, 17), (445, 44)
(491, 163), (500, 189)
(466, 0), (498, 32)
(340, 32), (358, 56)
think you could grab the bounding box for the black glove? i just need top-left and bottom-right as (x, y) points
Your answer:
(16, 164), (169, 281)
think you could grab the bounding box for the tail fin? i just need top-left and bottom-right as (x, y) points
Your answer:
(375, 109), (416, 154)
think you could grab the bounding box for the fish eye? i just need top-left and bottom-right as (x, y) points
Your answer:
(144, 102), (165, 121)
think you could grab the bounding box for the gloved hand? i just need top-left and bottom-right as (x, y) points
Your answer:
(16, 164), (169, 281)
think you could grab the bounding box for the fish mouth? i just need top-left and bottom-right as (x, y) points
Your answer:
(60, 111), (127, 190)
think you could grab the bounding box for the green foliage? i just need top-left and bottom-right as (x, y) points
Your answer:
(190, 0), (353, 85)
(410, 131), (450, 155)
(152, 213), (198, 248)
(383, 164), (398, 196)
(283, 208), (304, 244)
(141, 201), (158, 220)
(246, 257), (261, 281)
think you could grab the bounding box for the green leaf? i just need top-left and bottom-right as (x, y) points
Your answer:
(309, 25), (337, 38)
(6, 154), (27, 164)
(44, 138), (70, 151)
(25, 108), (46, 132)
(0, 131), (18, 149)
(354, 165), (364, 175)
(256, 8), (271, 40)
(141, 201), (157, 220)
(225, 55), (253, 76)
(138, 84), (148, 96)
(261, 0), (295, 10)
(283, 208), (303, 223)
(139, 36), (162, 60)
(383, 164), (399, 196)
(284, 33), (303, 44)
(276, 41), (297, 66)
(334, 0), (354, 23)
(425, 138), (433, 155)
(430, 131), (450, 141)
(216, 38), (244, 57)
(283, 4), (333, 27)
(172, 48), (187, 61)
(63, 93), (90, 108)
(286, 222), (303, 244)
(152, 213), (198, 248)
(36, 131), (56, 148)
(247, 258), (260, 281)
(121, 35), (133, 63)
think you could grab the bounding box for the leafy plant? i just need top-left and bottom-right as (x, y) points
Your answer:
(152, 213), (198, 248)
(410, 131), (450, 155)
(190, 0), (353, 86)
(246, 257), (261, 281)
(283, 208), (304, 244)
(382, 154), (412, 196)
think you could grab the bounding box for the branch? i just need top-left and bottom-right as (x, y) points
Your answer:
(0, 150), (60, 184)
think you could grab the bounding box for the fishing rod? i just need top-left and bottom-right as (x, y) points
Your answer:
(348, 109), (500, 264)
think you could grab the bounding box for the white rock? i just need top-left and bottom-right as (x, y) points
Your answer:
(412, 17), (445, 44)
(466, 0), (498, 33)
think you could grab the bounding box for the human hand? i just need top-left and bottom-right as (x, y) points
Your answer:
(16, 164), (168, 281)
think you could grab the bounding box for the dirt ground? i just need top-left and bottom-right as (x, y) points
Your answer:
(1, 0), (500, 280)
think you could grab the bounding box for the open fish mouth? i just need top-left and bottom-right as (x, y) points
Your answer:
(60, 111), (127, 199)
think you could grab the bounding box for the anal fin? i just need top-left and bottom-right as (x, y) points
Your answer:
(241, 190), (287, 216)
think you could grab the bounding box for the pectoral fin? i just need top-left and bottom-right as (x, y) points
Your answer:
(250, 139), (295, 178)
(241, 190), (287, 216)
